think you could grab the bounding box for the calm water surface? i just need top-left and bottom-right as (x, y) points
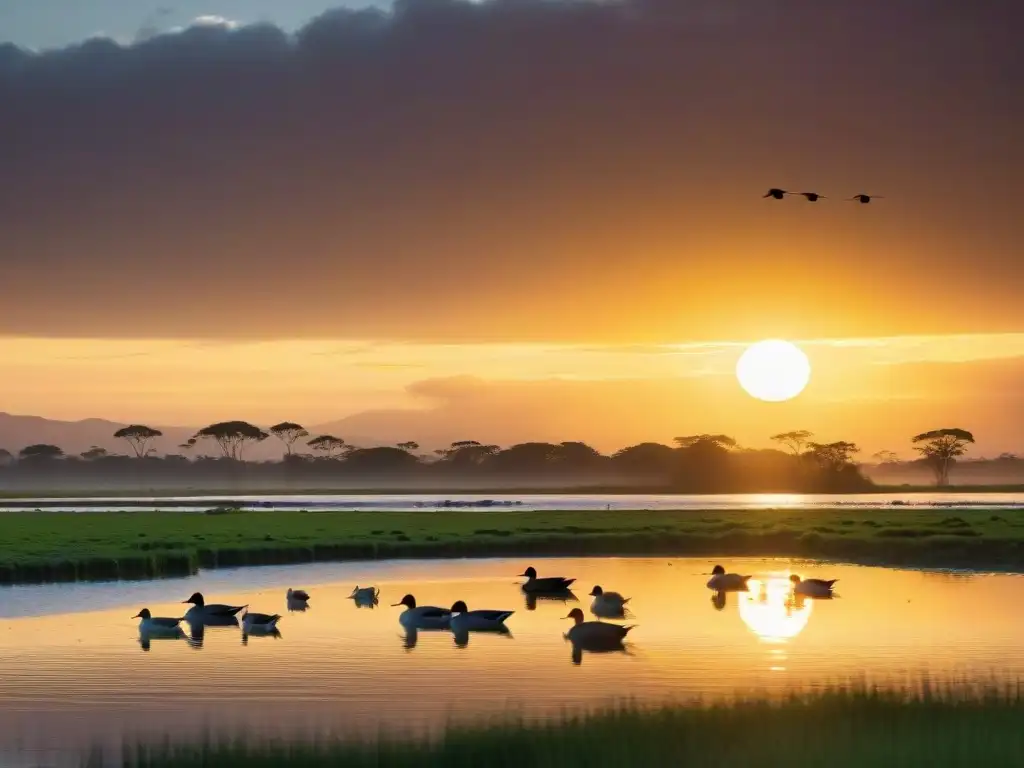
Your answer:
(2, 557), (1023, 766)
(4, 491), (1024, 511)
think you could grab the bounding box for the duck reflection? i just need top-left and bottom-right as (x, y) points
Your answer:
(138, 627), (185, 651)
(184, 615), (240, 649)
(352, 592), (379, 609)
(711, 590), (727, 611)
(737, 577), (813, 642)
(241, 627), (282, 645)
(568, 637), (629, 666)
(287, 597), (311, 613)
(524, 590), (578, 611)
(452, 625), (513, 648)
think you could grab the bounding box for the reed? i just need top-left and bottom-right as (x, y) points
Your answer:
(95, 684), (1024, 767)
(3, 507), (1023, 585)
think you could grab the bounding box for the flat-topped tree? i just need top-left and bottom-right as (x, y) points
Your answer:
(19, 444), (64, 460)
(912, 428), (975, 487)
(113, 424), (163, 458)
(770, 430), (814, 455)
(307, 434), (346, 458)
(269, 422), (309, 456)
(806, 441), (860, 472)
(195, 421), (269, 460)
(674, 434), (737, 450)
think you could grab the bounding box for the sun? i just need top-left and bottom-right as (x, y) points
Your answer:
(736, 339), (811, 402)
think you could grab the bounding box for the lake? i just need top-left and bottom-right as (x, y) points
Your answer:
(4, 491), (1024, 512)
(2, 556), (1023, 766)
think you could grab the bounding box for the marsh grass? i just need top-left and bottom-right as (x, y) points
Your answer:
(4, 507), (1024, 584)
(91, 684), (1024, 767)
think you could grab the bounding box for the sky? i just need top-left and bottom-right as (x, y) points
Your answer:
(0, 1), (1022, 456)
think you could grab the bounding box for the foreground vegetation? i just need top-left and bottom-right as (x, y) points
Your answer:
(96, 685), (1024, 767)
(3, 507), (1024, 584)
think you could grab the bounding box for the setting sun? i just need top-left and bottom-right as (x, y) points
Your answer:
(736, 340), (811, 402)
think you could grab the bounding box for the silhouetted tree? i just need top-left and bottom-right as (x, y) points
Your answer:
(81, 446), (108, 461)
(307, 434), (346, 458)
(770, 430), (814, 456)
(345, 446), (421, 472)
(872, 450), (899, 465)
(114, 425), (163, 458)
(912, 428), (975, 486)
(674, 434), (737, 450)
(440, 441), (500, 468)
(195, 421), (269, 460)
(269, 422), (309, 456)
(397, 441), (420, 452)
(0, 448), (14, 465)
(179, 437), (197, 453)
(490, 442), (559, 473)
(19, 444), (64, 460)
(611, 442), (676, 477)
(806, 441), (860, 472)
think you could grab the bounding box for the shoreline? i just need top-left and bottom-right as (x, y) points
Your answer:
(3, 507), (1024, 585)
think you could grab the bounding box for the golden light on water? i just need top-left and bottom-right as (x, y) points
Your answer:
(737, 576), (813, 643)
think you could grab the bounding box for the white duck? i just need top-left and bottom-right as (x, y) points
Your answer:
(392, 594), (452, 629)
(706, 565), (752, 591)
(133, 608), (184, 633)
(449, 600), (514, 632)
(588, 585), (630, 616)
(564, 608), (634, 644)
(789, 574), (838, 598)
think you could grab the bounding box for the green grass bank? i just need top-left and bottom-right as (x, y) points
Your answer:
(3, 507), (1024, 584)
(97, 686), (1024, 767)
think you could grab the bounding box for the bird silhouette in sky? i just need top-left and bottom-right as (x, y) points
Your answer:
(797, 192), (826, 202)
(763, 188), (790, 200)
(847, 193), (882, 204)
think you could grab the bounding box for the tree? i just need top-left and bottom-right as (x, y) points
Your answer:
(770, 430), (814, 455)
(912, 428), (975, 487)
(0, 448), (14, 465)
(178, 437), (197, 453)
(674, 434), (737, 450)
(113, 425), (163, 458)
(81, 446), (108, 461)
(397, 441), (420, 452)
(439, 440), (500, 467)
(872, 450), (899, 465)
(307, 434), (347, 458)
(19, 444), (64, 460)
(269, 422), (309, 456)
(345, 446), (421, 472)
(806, 441), (861, 472)
(194, 421), (269, 459)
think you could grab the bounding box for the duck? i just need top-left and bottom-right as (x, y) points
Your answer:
(847, 193), (882, 204)
(132, 608), (184, 633)
(242, 611), (282, 632)
(763, 188), (790, 200)
(391, 594), (452, 629)
(563, 608), (634, 644)
(350, 585), (380, 601)
(706, 565), (752, 591)
(181, 592), (247, 621)
(588, 585), (630, 615)
(449, 600), (514, 632)
(789, 574), (838, 597)
(518, 566), (576, 593)
(286, 588), (309, 601)
(797, 191), (826, 202)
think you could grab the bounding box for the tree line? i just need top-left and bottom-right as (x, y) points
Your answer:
(0, 421), (980, 490)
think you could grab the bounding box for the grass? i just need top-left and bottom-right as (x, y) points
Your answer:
(94, 685), (1024, 767)
(3, 507), (1024, 584)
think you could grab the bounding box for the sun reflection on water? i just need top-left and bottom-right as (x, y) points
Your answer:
(737, 576), (813, 644)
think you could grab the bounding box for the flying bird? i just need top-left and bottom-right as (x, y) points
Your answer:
(847, 194), (882, 204)
(797, 192), (826, 202)
(763, 188), (790, 200)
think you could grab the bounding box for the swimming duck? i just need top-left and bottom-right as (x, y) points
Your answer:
(789, 574), (838, 597)
(181, 592), (246, 621)
(706, 565), (752, 591)
(563, 608), (634, 644)
(286, 588), (310, 601)
(449, 600), (514, 632)
(392, 594), (452, 629)
(588, 586), (630, 615)
(242, 611), (282, 632)
(132, 608), (184, 633)
(350, 586), (380, 601)
(518, 566), (576, 593)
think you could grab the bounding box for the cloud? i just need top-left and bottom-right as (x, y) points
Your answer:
(0, 1), (1022, 342)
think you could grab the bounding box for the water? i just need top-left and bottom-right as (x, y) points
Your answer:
(4, 491), (1024, 512)
(1, 556), (1022, 766)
